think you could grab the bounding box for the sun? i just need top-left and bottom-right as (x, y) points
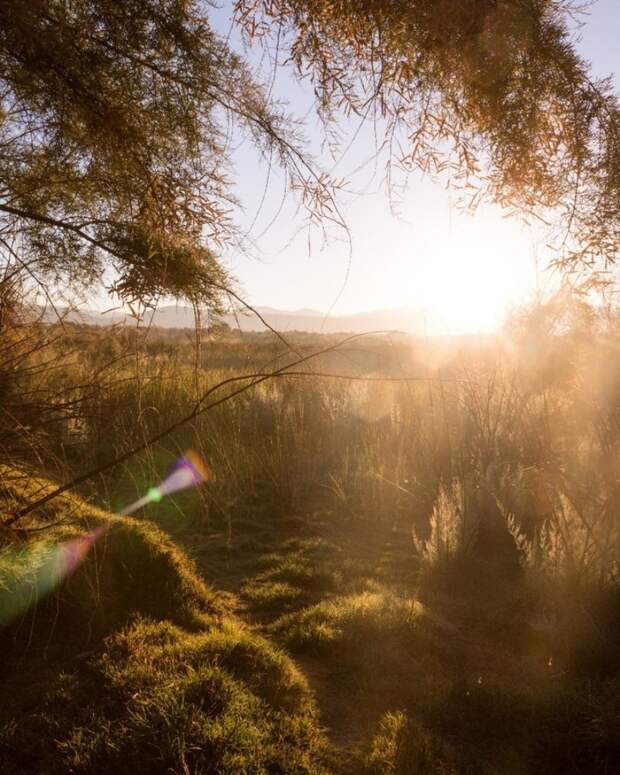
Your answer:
(412, 214), (539, 334)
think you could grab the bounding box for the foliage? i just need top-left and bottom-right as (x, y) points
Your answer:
(0, 0), (338, 305)
(238, 0), (620, 270)
(413, 480), (477, 568)
(1, 1), (618, 309)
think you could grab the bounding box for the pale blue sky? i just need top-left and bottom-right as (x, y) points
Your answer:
(85, 3), (618, 331)
(206, 1), (620, 331)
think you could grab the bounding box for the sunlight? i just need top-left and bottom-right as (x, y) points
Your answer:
(413, 216), (538, 334)
(2, 2), (619, 770)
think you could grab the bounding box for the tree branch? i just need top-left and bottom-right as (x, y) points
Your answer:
(2, 330), (433, 526)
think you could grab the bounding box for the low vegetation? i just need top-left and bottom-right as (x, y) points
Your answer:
(0, 471), (331, 774)
(1, 294), (620, 772)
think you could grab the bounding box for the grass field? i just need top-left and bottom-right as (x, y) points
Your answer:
(1, 309), (620, 772)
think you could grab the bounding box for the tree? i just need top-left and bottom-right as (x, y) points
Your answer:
(237, 0), (620, 273)
(0, 0), (338, 309)
(1, 1), (618, 312)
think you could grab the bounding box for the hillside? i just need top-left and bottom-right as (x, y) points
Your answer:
(39, 303), (436, 334)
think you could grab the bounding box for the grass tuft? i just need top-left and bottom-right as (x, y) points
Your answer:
(0, 471), (332, 774)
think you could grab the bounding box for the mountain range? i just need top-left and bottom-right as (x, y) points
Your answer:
(41, 304), (441, 334)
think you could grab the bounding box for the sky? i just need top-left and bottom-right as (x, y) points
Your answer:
(202, 0), (619, 333)
(76, 2), (618, 333)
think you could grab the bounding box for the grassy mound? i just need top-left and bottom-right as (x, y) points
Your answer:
(241, 537), (342, 616)
(271, 581), (620, 774)
(0, 470), (331, 773)
(269, 584), (456, 756)
(272, 588), (439, 652)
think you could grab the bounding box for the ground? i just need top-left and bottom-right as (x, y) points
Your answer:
(179, 502), (617, 773)
(1, 472), (619, 773)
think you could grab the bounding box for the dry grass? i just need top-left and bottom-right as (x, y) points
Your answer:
(1, 303), (620, 771)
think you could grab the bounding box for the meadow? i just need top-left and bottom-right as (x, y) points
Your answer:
(1, 297), (620, 773)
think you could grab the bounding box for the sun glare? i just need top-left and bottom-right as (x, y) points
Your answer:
(412, 216), (538, 334)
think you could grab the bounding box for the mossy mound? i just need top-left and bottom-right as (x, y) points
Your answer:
(272, 588), (436, 652)
(0, 507), (220, 650)
(0, 470), (331, 773)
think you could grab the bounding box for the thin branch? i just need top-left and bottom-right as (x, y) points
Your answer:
(1, 331), (436, 526)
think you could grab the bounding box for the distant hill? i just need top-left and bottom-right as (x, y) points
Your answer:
(39, 303), (440, 334)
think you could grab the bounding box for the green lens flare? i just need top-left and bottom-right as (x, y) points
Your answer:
(148, 486), (162, 503)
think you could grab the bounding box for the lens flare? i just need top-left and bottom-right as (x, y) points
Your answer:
(120, 449), (212, 515)
(0, 524), (107, 627)
(1, 450), (211, 628)
(148, 487), (162, 503)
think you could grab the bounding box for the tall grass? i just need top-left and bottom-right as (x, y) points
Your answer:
(2, 299), (620, 665)
(2, 298), (620, 772)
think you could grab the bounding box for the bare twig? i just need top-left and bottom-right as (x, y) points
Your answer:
(2, 330), (412, 526)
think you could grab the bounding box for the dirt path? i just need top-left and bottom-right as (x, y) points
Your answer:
(179, 509), (419, 749)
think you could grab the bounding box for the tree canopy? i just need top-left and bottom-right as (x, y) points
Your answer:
(0, 0), (332, 308)
(0, 0), (618, 308)
(238, 0), (620, 271)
